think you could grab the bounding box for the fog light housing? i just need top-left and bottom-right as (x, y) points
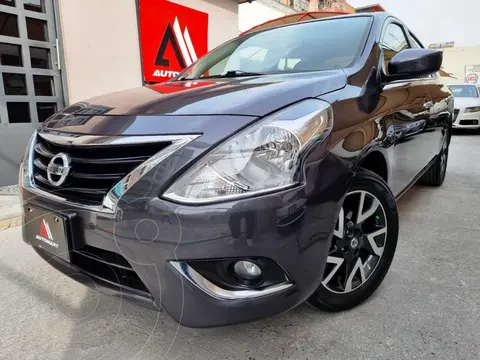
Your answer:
(233, 260), (262, 280)
(184, 257), (289, 291)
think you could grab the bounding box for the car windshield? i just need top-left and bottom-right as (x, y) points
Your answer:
(177, 16), (372, 80)
(447, 85), (479, 98)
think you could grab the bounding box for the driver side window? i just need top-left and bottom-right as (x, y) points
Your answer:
(381, 23), (410, 75)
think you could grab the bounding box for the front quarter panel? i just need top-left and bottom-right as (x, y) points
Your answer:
(316, 39), (394, 188)
(105, 153), (353, 326)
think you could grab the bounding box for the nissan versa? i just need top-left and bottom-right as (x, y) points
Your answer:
(19, 13), (452, 327)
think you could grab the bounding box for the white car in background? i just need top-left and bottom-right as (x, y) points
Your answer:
(447, 84), (480, 130)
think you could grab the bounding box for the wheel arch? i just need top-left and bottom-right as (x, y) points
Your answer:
(355, 149), (389, 183)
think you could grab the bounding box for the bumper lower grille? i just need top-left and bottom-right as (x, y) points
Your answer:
(459, 119), (479, 125)
(72, 245), (149, 294)
(32, 134), (172, 205)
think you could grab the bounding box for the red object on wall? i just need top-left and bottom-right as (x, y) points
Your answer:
(138, 0), (209, 83)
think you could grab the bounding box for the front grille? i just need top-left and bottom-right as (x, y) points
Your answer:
(454, 109), (460, 121)
(32, 134), (172, 205)
(459, 119), (479, 125)
(71, 245), (150, 294)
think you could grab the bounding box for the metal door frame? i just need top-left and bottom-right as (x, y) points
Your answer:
(0, 0), (64, 126)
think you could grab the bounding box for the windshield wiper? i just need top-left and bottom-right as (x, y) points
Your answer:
(177, 70), (264, 81)
(220, 70), (264, 77)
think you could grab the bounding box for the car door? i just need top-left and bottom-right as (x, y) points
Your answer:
(380, 21), (440, 195)
(407, 30), (448, 162)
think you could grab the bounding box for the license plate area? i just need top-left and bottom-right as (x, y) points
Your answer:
(24, 205), (74, 262)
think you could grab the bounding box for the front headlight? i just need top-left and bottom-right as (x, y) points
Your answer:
(163, 99), (333, 203)
(465, 106), (480, 113)
(19, 131), (37, 188)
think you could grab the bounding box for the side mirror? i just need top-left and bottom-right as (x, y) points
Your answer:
(386, 49), (443, 81)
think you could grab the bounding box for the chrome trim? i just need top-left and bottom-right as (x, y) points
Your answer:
(102, 135), (199, 213)
(46, 153), (71, 187)
(207, 164), (250, 191)
(22, 132), (199, 214)
(170, 261), (293, 301)
(38, 132), (195, 146)
(163, 183), (296, 205)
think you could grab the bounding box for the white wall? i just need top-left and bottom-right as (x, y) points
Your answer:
(57, 0), (239, 105)
(441, 46), (480, 84)
(239, 1), (293, 33)
(170, 0), (239, 50)
(56, 0), (143, 104)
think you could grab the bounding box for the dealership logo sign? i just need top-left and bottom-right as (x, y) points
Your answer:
(36, 219), (59, 249)
(139, 0), (209, 83)
(153, 17), (198, 78)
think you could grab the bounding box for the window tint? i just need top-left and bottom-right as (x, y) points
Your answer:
(30, 46), (51, 68)
(26, 17), (48, 41)
(7, 102), (31, 123)
(223, 46), (268, 73)
(409, 32), (423, 49)
(0, 12), (19, 38)
(3, 73), (27, 95)
(179, 16), (373, 79)
(24, 0), (44, 13)
(381, 23), (409, 74)
(0, 43), (22, 66)
(37, 102), (56, 122)
(0, 0), (14, 7)
(33, 75), (54, 96)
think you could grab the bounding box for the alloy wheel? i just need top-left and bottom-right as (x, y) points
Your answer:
(322, 190), (388, 294)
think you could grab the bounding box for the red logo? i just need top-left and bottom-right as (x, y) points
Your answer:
(139, 0), (209, 83)
(148, 80), (218, 94)
(466, 73), (478, 84)
(39, 219), (53, 240)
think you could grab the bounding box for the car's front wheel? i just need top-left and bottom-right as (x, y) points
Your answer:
(308, 169), (399, 312)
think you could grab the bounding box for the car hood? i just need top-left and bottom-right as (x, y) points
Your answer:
(40, 71), (345, 136)
(453, 97), (480, 109)
(50, 70), (345, 116)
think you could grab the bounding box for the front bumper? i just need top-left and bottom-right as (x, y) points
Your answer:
(453, 109), (480, 129)
(20, 153), (350, 327)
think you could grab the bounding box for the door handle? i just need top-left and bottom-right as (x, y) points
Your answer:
(423, 100), (434, 109)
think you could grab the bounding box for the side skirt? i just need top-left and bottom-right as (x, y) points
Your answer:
(394, 155), (438, 200)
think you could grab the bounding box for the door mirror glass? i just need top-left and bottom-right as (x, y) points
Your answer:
(387, 49), (442, 80)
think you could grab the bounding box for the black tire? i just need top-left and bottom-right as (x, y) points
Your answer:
(308, 169), (399, 312)
(419, 133), (449, 186)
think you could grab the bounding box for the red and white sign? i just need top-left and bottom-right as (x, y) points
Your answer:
(39, 219), (53, 240)
(139, 0), (209, 83)
(35, 218), (59, 249)
(466, 73), (479, 84)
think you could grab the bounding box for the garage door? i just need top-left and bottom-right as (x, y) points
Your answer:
(0, 0), (64, 187)
(0, 0), (63, 125)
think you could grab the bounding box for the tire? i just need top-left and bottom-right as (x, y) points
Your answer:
(308, 169), (399, 312)
(419, 131), (450, 186)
